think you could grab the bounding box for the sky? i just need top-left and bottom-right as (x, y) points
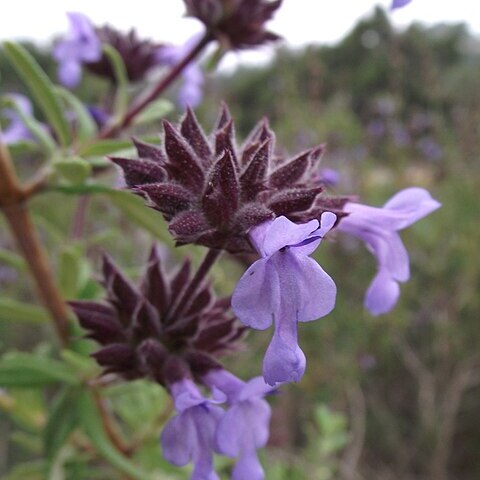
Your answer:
(1, 0), (479, 70)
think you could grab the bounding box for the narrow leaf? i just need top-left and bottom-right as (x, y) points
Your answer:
(78, 136), (160, 157)
(3, 41), (71, 146)
(55, 87), (97, 142)
(0, 353), (78, 387)
(78, 139), (134, 157)
(133, 99), (173, 126)
(102, 45), (129, 119)
(78, 391), (153, 480)
(0, 298), (49, 324)
(44, 387), (79, 460)
(0, 248), (26, 271)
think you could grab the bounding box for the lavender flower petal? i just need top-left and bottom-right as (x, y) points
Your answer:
(391, 0), (413, 9)
(263, 321), (306, 385)
(382, 187), (442, 227)
(365, 269), (400, 315)
(261, 217), (319, 257)
(204, 370), (272, 480)
(338, 188), (440, 315)
(0, 94), (33, 144)
(156, 35), (204, 108)
(161, 379), (223, 480)
(233, 214), (337, 386)
(231, 258), (279, 330)
(58, 61), (82, 88)
(54, 12), (101, 87)
(232, 450), (265, 480)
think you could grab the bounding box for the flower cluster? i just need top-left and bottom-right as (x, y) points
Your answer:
(85, 25), (162, 84)
(75, 98), (440, 477)
(162, 372), (272, 480)
(70, 246), (243, 385)
(112, 105), (344, 253)
(70, 246), (275, 479)
(54, 13), (164, 87)
(184, 0), (282, 49)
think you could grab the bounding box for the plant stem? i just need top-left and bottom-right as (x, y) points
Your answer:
(99, 32), (212, 138)
(1, 139), (70, 344)
(1, 141), (132, 459)
(92, 388), (132, 456)
(71, 195), (89, 240)
(0, 139), (21, 201)
(2, 204), (71, 344)
(167, 248), (222, 323)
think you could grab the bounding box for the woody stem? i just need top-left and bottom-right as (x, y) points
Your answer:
(99, 31), (212, 139)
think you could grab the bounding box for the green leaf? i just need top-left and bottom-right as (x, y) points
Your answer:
(57, 245), (91, 298)
(0, 352), (78, 388)
(106, 380), (168, 430)
(48, 182), (116, 196)
(1, 96), (56, 154)
(107, 190), (172, 243)
(77, 135), (160, 158)
(0, 248), (26, 271)
(1, 460), (46, 480)
(133, 99), (173, 126)
(102, 45), (129, 118)
(1, 389), (45, 432)
(61, 350), (99, 377)
(0, 298), (49, 324)
(55, 87), (97, 142)
(54, 157), (92, 185)
(77, 139), (135, 157)
(3, 41), (71, 146)
(6, 140), (39, 156)
(78, 391), (153, 480)
(44, 387), (79, 460)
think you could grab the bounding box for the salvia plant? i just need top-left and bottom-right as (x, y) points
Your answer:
(0, 0), (440, 479)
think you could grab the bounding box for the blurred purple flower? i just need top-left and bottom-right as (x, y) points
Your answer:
(319, 168), (340, 187)
(54, 12), (101, 87)
(391, 0), (412, 9)
(367, 119), (386, 139)
(0, 94), (33, 144)
(417, 137), (443, 160)
(87, 105), (110, 129)
(232, 213), (337, 386)
(205, 369), (272, 480)
(161, 379), (223, 480)
(391, 122), (411, 147)
(156, 36), (204, 108)
(337, 188), (441, 315)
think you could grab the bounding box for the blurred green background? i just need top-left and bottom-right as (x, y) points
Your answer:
(1, 7), (479, 480)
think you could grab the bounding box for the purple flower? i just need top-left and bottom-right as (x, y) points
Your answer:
(319, 168), (340, 187)
(156, 36), (204, 108)
(391, 0), (412, 9)
(54, 12), (101, 87)
(367, 119), (386, 139)
(417, 137), (443, 161)
(205, 369), (272, 480)
(232, 213), (337, 386)
(337, 188), (441, 315)
(0, 94), (33, 144)
(161, 379), (224, 480)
